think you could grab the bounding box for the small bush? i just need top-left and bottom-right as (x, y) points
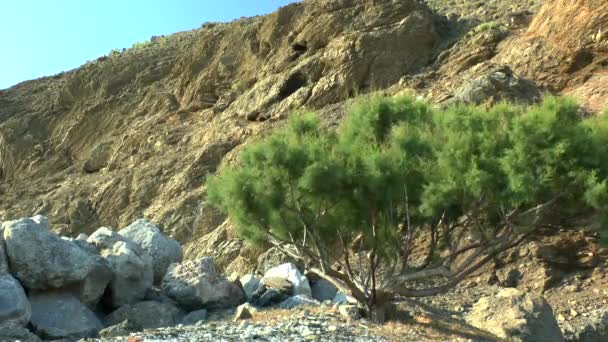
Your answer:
(131, 40), (152, 49)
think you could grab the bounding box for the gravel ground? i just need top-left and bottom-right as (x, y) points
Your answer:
(92, 311), (389, 342)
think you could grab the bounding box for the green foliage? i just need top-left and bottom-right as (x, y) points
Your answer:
(131, 40), (152, 49)
(108, 48), (122, 57)
(207, 95), (608, 263)
(472, 21), (504, 33)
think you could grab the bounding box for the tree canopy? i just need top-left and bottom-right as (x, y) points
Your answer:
(207, 95), (608, 319)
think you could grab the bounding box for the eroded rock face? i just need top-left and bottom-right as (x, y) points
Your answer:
(87, 227), (154, 308)
(105, 301), (185, 330)
(0, 274), (31, 326)
(466, 288), (564, 342)
(2, 216), (96, 290)
(29, 291), (103, 339)
(161, 257), (245, 310)
(0, 0), (438, 252)
(118, 219), (183, 284)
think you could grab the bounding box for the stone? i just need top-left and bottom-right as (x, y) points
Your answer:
(278, 295), (320, 309)
(466, 288), (564, 342)
(99, 319), (140, 339)
(87, 227), (154, 308)
(0, 273), (31, 326)
(240, 274), (262, 301)
(83, 142), (112, 173)
(234, 303), (256, 321)
(0, 225), (7, 274)
(73, 239), (113, 307)
(29, 291), (103, 339)
(105, 301), (185, 329)
(497, 267), (521, 288)
(0, 322), (42, 342)
(181, 309), (208, 326)
(561, 308), (608, 342)
(262, 276), (293, 293)
(118, 219), (183, 284)
(262, 263), (311, 297)
(332, 292), (357, 305)
(224, 255), (256, 278)
(76, 233), (88, 241)
(2, 216), (96, 290)
(339, 305), (361, 321)
(453, 65), (541, 105)
(254, 288), (290, 307)
(311, 278), (338, 302)
(256, 246), (298, 274)
(161, 257), (245, 310)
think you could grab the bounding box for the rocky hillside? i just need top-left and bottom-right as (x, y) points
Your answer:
(1, 0), (607, 267)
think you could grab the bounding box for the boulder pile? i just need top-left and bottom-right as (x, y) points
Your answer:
(0, 215), (571, 341)
(0, 215), (347, 340)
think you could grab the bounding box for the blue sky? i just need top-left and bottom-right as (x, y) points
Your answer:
(0, 0), (298, 90)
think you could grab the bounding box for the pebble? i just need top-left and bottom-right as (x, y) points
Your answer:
(90, 313), (387, 342)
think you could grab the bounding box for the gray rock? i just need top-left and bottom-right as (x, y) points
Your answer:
(0, 225), (7, 274)
(256, 246), (299, 274)
(262, 263), (311, 298)
(311, 278), (338, 302)
(339, 304), (362, 321)
(261, 277), (293, 293)
(561, 309), (608, 342)
(162, 257), (245, 310)
(105, 301), (185, 329)
(2, 216), (96, 290)
(453, 65), (541, 105)
(278, 295), (320, 309)
(99, 319), (140, 339)
(118, 219), (183, 284)
(76, 233), (89, 241)
(73, 240), (113, 307)
(29, 291), (103, 339)
(0, 322), (41, 342)
(233, 303), (256, 321)
(87, 227), (154, 308)
(254, 288), (290, 307)
(0, 273), (31, 326)
(332, 291), (357, 305)
(240, 274), (262, 302)
(181, 309), (208, 326)
(466, 288), (564, 342)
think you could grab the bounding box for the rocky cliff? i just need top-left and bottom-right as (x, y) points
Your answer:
(0, 0), (607, 266)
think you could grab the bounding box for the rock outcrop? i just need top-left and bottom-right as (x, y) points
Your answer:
(466, 288), (564, 342)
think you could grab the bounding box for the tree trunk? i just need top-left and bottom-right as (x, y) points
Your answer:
(366, 293), (393, 323)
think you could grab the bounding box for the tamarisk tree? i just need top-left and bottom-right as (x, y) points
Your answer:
(207, 95), (608, 321)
